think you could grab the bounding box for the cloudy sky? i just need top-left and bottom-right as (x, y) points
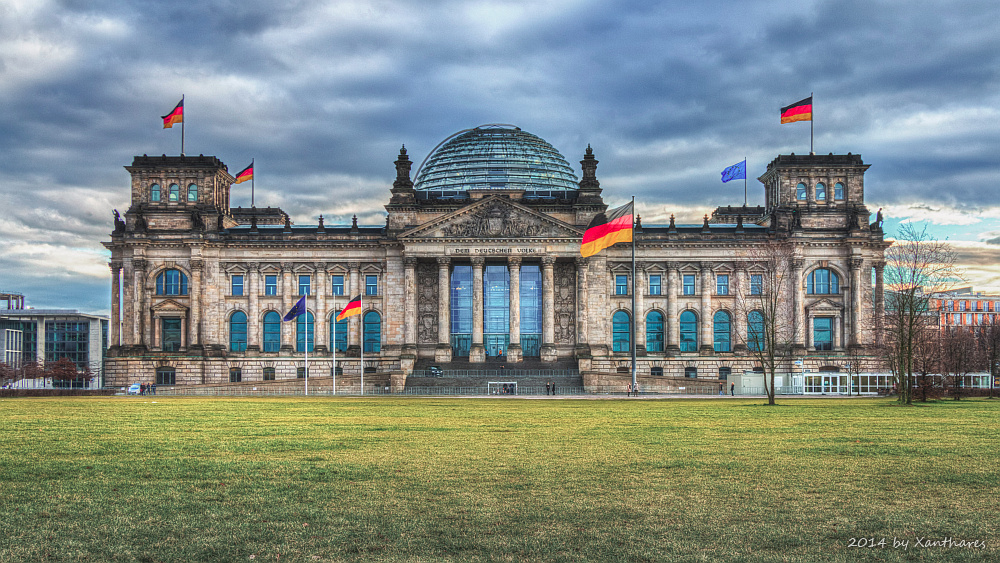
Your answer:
(2, 0), (998, 314)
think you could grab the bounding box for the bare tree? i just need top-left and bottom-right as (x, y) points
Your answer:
(979, 316), (1000, 400)
(881, 224), (961, 405)
(941, 328), (978, 400)
(734, 241), (797, 406)
(0, 362), (15, 388)
(912, 324), (943, 402)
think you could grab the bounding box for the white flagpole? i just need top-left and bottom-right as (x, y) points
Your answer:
(332, 311), (337, 396)
(360, 293), (364, 395)
(304, 293), (309, 396)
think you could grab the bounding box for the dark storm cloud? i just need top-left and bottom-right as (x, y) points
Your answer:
(2, 0), (999, 311)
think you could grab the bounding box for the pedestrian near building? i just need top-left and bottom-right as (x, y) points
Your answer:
(730, 382), (735, 396)
(545, 382), (550, 395)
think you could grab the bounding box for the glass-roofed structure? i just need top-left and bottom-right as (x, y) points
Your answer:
(413, 124), (579, 198)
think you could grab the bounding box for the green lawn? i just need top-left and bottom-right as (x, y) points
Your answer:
(0, 396), (996, 562)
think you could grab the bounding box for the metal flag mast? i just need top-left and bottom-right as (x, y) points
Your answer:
(631, 195), (637, 392)
(744, 158), (748, 206)
(360, 292), (364, 395)
(250, 158), (255, 207)
(304, 291), (310, 396)
(180, 94), (185, 156)
(332, 309), (337, 396)
(810, 92), (814, 155)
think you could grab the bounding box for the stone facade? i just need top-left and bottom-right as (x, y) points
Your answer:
(104, 145), (889, 391)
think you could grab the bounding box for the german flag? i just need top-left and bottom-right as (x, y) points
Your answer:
(161, 98), (184, 128)
(581, 202), (633, 257)
(335, 295), (362, 322)
(234, 162), (253, 184)
(780, 96), (812, 124)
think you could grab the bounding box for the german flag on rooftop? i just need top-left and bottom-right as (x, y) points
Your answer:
(161, 98), (184, 128)
(234, 162), (253, 184)
(335, 295), (362, 322)
(780, 96), (812, 124)
(581, 201), (633, 258)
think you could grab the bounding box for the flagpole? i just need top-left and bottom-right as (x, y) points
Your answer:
(360, 293), (364, 395)
(180, 94), (185, 157)
(332, 310), (337, 396)
(305, 292), (310, 396)
(810, 92), (814, 155)
(251, 159), (255, 207)
(743, 158), (748, 207)
(631, 195), (637, 392)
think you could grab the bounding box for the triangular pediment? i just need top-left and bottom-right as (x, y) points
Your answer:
(400, 197), (584, 240)
(151, 299), (189, 312)
(806, 297), (844, 312)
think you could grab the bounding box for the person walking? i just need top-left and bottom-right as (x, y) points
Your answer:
(730, 382), (735, 396)
(719, 383), (724, 396)
(546, 382), (550, 396)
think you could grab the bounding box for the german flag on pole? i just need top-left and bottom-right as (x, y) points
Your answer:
(780, 96), (812, 124)
(581, 201), (633, 257)
(161, 98), (184, 128)
(335, 295), (362, 322)
(234, 162), (253, 184)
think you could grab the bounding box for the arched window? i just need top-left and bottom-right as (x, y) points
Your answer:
(612, 311), (630, 352)
(748, 311), (765, 351)
(169, 183), (179, 201)
(263, 311), (281, 352)
(679, 311), (698, 352)
(150, 183), (161, 202)
(796, 183), (807, 200)
(363, 311), (381, 353)
(834, 182), (845, 200)
(296, 311), (314, 352)
(646, 311), (664, 352)
(187, 183), (198, 202)
(815, 182), (826, 200)
(713, 311), (731, 352)
(229, 311), (247, 352)
(329, 315), (347, 352)
(155, 269), (188, 295)
(807, 268), (840, 294)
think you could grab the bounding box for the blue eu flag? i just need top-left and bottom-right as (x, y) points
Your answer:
(721, 160), (746, 183)
(283, 296), (306, 322)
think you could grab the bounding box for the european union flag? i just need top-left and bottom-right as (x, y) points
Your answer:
(721, 160), (746, 183)
(283, 296), (306, 322)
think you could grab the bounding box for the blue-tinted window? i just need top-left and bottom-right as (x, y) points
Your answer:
(814, 317), (833, 350)
(169, 183), (179, 202)
(265, 275), (277, 296)
(484, 265), (509, 337)
(616, 275), (628, 295)
(161, 318), (181, 351)
(44, 321), (89, 371)
(612, 311), (630, 352)
(646, 311), (664, 352)
(331, 275), (344, 296)
(807, 269), (839, 294)
(748, 311), (765, 352)
(364, 311), (381, 353)
(451, 266), (472, 356)
(816, 182), (826, 201)
(229, 311), (247, 352)
(298, 275), (311, 296)
(649, 274), (661, 295)
(296, 312), (314, 352)
(834, 182), (845, 200)
(520, 264), (542, 356)
(150, 183), (161, 202)
(156, 269), (188, 295)
(713, 311), (731, 352)
(796, 183), (807, 200)
(231, 275), (244, 296)
(717, 274), (729, 295)
(329, 316), (347, 352)
(366, 275), (378, 296)
(750, 274), (763, 295)
(187, 183), (198, 202)
(683, 274), (695, 295)
(679, 311), (698, 352)
(263, 311), (281, 352)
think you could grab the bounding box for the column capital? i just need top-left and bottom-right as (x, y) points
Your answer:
(874, 261), (885, 272)
(791, 258), (805, 270)
(666, 261), (680, 272)
(541, 256), (556, 267)
(849, 257), (864, 270)
(348, 261), (361, 270)
(507, 256), (522, 268)
(575, 256), (589, 267)
(247, 262), (259, 273)
(109, 260), (123, 271)
(281, 261), (294, 272)
(404, 257), (418, 267)
(437, 256), (451, 266)
(189, 258), (203, 270)
(315, 262), (327, 271)
(132, 259), (147, 271)
(470, 257), (485, 266)
(699, 261), (713, 272)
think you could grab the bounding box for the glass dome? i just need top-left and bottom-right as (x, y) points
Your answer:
(414, 124), (579, 194)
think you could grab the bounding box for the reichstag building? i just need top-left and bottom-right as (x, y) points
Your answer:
(104, 125), (888, 392)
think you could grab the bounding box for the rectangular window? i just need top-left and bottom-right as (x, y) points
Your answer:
(161, 318), (181, 352)
(229, 368), (242, 383)
(716, 274), (729, 295)
(262, 367), (275, 381)
(683, 274), (695, 295)
(750, 274), (763, 295)
(959, 301), (966, 311)
(156, 367), (176, 385)
(298, 275), (311, 296)
(813, 317), (833, 351)
(650, 367), (663, 376)
(331, 275), (344, 296)
(231, 275), (244, 296)
(366, 275), (378, 296)
(616, 275), (628, 295)
(265, 275), (277, 296)
(296, 367), (308, 379)
(649, 275), (661, 295)
(684, 367), (697, 378)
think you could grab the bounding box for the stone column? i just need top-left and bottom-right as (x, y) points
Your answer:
(189, 259), (202, 347)
(666, 263), (680, 351)
(540, 256), (557, 361)
(281, 263), (294, 351)
(576, 257), (589, 348)
(436, 257), (452, 362)
(247, 264), (260, 351)
(403, 257), (417, 350)
(874, 261), (885, 346)
(834, 315), (842, 350)
(121, 258), (134, 347)
(470, 257), (485, 362)
(348, 262), (361, 353)
(635, 265), (646, 355)
(849, 258), (863, 347)
(792, 258), (805, 351)
(733, 265), (747, 352)
(133, 259), (147, 348)
(506, 257), (522, 362)
(700, 262), (713, 352)
(315, 263), (327, 353)
(110, 261), (121, 347)
(807, 315), (814, 350)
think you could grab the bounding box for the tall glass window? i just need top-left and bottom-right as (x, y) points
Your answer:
(331, 275), (344, 296)
(44, 321), (89, 371)
(814, 317), (833, 350)
(834, 182), (845, 200)
(150, 183), (161, 202)
(807, 269), (839, 294)
(263, 367), (275, 381)
(298, 275), (311, 296)
(612, 311), (630, 352)
(169, 183), (179, 202)
(296, 312), (314, 352)
(717, 274), (729, 295)
(816, 182), (826, 200)
(520, 264), (542, 357)
(366, 275), (378, 296)
(796, 183), (807, 200)
(484, 265), (509, 357)
(229, 311), (247, 352)
(156, 270), (188, 295)
(229, 367), (242, 383)
(262, 311), (281, 352)
(616, 275), (628, 295)
(450, 265), (473, 357)
(750, 274), (763, 295)
(713, 311), (731, 352)
(265, 275), (277, 295)
(649, 274), (661, 295)
(187, 183), (198, 202)
(329, 316), (347, 352)
(683, 274), (695, 295)
(646, 311), (664, 352)
(231, 275), (244, 296)
(748, 311), (765, 352)
(364, 311), (381, 353)
(161, 318), (181, 351)
(156, 367), (175, 385)
(679, 311), (698, 352)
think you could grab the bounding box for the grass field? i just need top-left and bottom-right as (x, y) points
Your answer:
(0, 396), (997, 562)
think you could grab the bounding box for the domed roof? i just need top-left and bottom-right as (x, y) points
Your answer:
(414, 124), (579, 193)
